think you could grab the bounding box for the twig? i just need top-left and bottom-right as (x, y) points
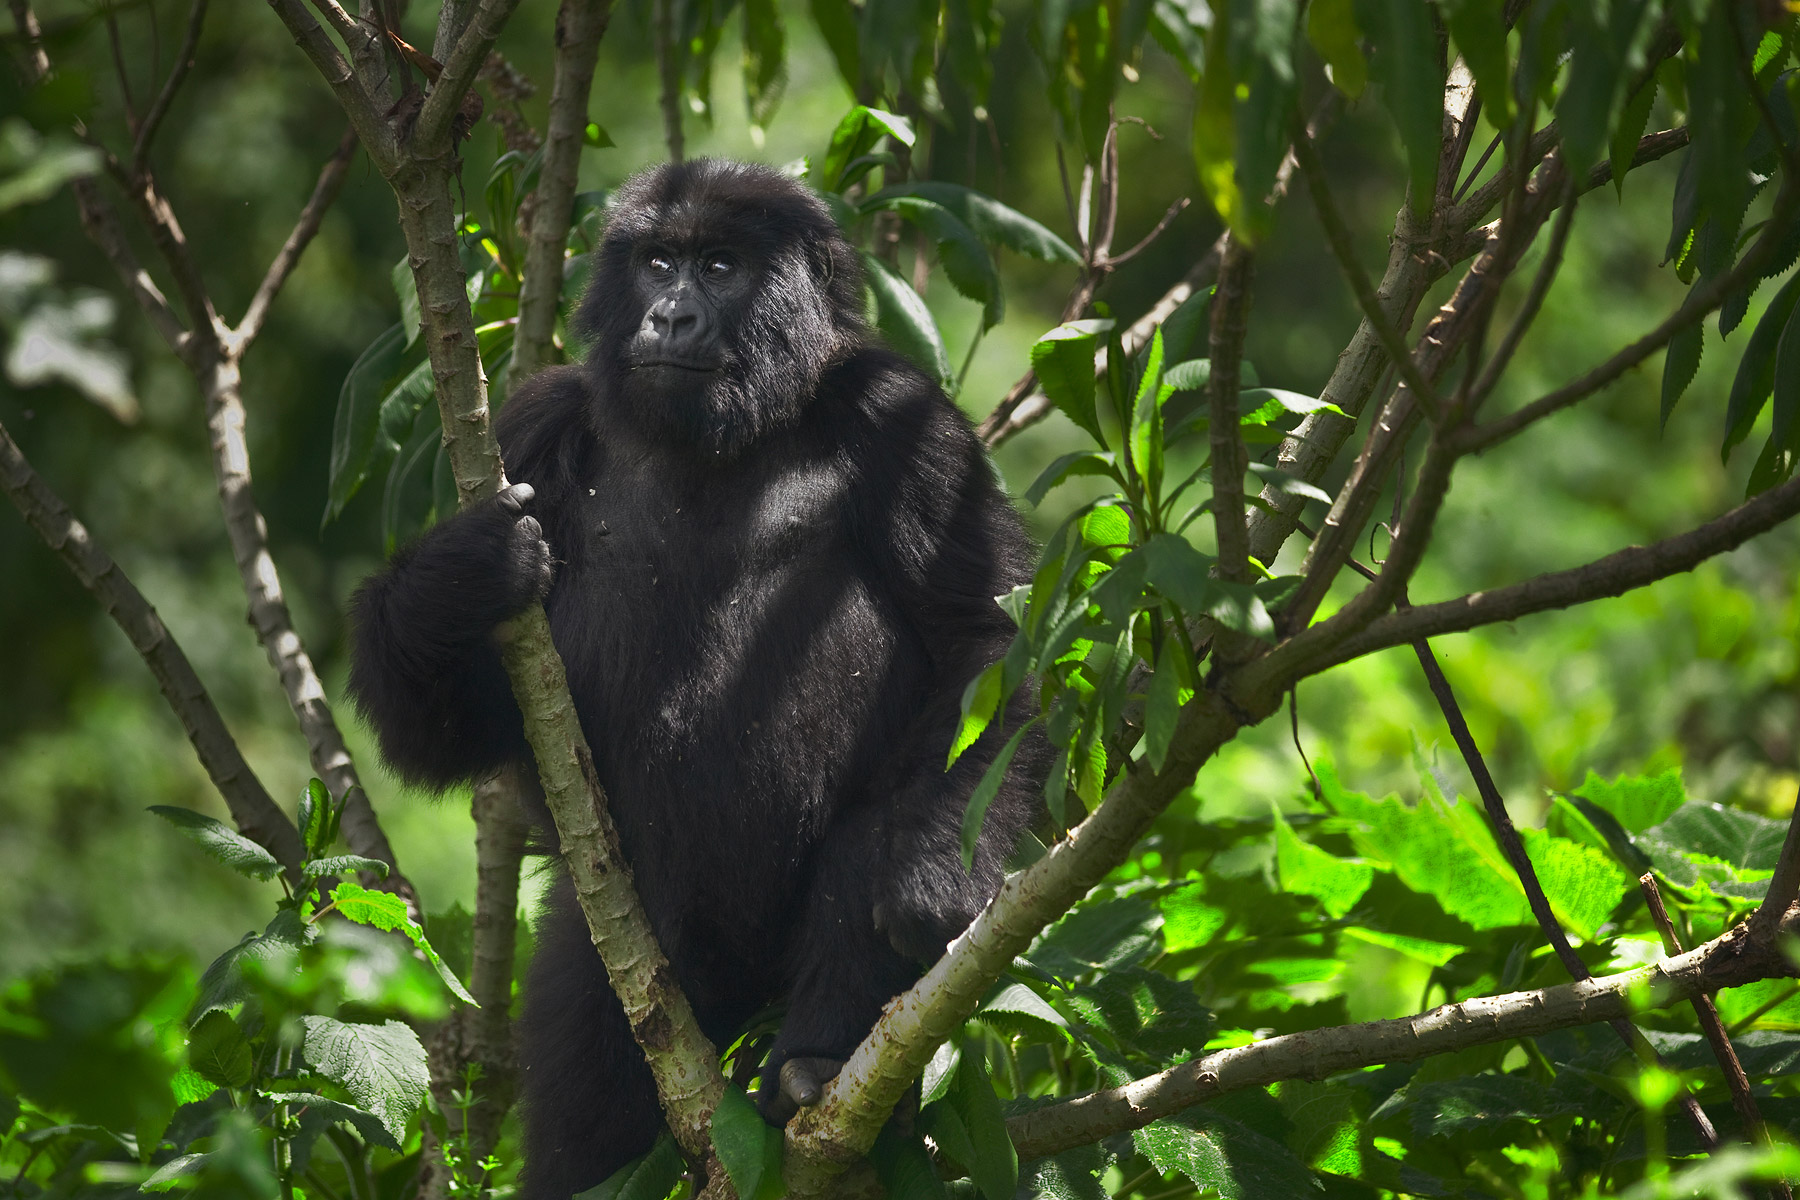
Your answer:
(1, 419), (304, 872)
(509, 0), (613, 390)
(1460, 177), (1800, 452)
(1006, 915), (1795, 1162)
(132, 0), (208, 173)
(1750, 782), (1800, 944)
(7, 0), (48, 81)
(235, 128), (359, 351)
(265, 0), (396, 168)
(415, 0), (525, 153)
(1270, 470), (1800, 680)
(1207, 236), (1254, 583)
(1640, 872), (1785, 1195)
(1463, 172), (1577, 412)
(70, 178), (189, 353)
(1291, 115), (1443, 424)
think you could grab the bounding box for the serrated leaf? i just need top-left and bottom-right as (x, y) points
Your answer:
(1662, 320), (1704, 428)
(1724, 273), (1800, 459)
(1025, 891), (1162, 981)
(143, 1153), (211, 1191)
(1024, 451), (1120, 507)
(574, 1134), (685, 1200)
(1611, 79), (1658, 199)
(299, 779), (332, 857)
(950, 662), (1004, 769)
(1163, 358), (1211, 392)
(976, 981), (1069, 1040)
(330, 882), (476, 1005)
(1572, 768), (1687, 832)
(920, 1039), (960, 1106)
(1143, 635), (1190, 773)
(298, 1017), (428, 1145)
(862, 251), (952, 388)
(710, 1085), (783, 1200)
(862, 195), (1002, 327)
(1136, 1106), (1323, 1198)
(149, 806), (284, 881)
(186, 1011), (253, 1089)
(1766, 286), (1800, 465)
(945, 1048), (1016, 1200)
(1274, 809), (1373, 919)
(821, 106), (914, 192)
(867, 1123), (946, 1200)
(302, 855), (390, 883)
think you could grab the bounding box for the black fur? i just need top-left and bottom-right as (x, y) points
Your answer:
(348, 159), (1042, 1200)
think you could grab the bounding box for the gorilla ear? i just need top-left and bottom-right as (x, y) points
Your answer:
(811, 239), (838, 291)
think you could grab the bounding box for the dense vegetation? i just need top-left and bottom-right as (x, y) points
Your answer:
(3, 0), (1800, 1198)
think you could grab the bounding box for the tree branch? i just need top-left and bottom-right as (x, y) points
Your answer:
(1750, 782), (1800, 944)
(0, 418), (304, 871)
(508, 0), (612, 390)
(131, 0), (208, 174)
(234, 128), (359, 351)
(1007, 914), (1796, 1162)
(1295, 471), (1800, 672)
(69, 177), (190, 354)
(414, 0), (525, 154)
(1207, 236), (1254, 582)
(264, 0), (396, 168)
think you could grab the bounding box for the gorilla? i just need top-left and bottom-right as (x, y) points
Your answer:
(348, 158), (1042, 1200)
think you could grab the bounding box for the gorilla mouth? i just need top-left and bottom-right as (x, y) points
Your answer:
(632, 358), (720, 373)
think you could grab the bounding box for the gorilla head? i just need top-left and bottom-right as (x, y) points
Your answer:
(575, 159), (868, 455)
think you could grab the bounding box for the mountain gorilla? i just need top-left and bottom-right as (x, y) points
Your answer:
(348, 159), (1043, 1199)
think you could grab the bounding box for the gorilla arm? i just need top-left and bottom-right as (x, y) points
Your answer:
(346, 370), (587, 789)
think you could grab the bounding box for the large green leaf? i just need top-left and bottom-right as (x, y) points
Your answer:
(1572, 769), (1687, 833)
(148, 806), (284, 882)
(1135, 1105), (1323, 1198)
(573, 1134), (685, 1200)
(866, 181), (1079, 263)
(186, 1011), (252, 1090)
(297, 1017), (429, 1145)
(860, 194), (1002, 327)
(710, 1085), (783, 1200)
(1274, 809), (1373, 919)
(1723, 272), (1800, 459)
(1354, 0), (1442, 210)
(861, 251), (952, 388)
(326, 324), (408, 525)
(329, 882), (476, 1006)
(1031, 319), (1114, 445)
(1025, 890), (1163, 981)
(960, 717), (1039, 869)
(741, 0), (787, 128)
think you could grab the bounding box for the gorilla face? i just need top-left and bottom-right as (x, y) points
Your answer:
(578, 160), (868, 455)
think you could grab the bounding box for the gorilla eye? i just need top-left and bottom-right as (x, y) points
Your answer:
(706, 257), (734, 276)
(648, 255), (674, 274)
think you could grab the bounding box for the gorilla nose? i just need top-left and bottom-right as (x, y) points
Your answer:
(642, 296), (715, 363)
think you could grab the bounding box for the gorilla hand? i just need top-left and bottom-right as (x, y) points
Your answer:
(441, 482), (555, 634)
(757, 1056), (844, 1125)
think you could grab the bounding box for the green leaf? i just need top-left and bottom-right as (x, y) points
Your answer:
(574, 1134), (685, 1200)
(975, 981), (1070, 1041)
(302, 855), (390, 883)
(1135, 1105), (1323, 1198)
(1572, 768), (1686, 833)
(1611, 79), (1658, 199)
(149, 806), (284, 882)
(1440, 0), (1512, 127)
(710, 1085), (784, 1200)
(1163, 358), (1211, 391)
(1724, 273), (1800, 460)
(1641, 801), (1789, 873)
(186, 1011), (253, 1090)
(1339, 926), (1464, 966)
(190, 924), (309, 1020)
(1247, 462), (1332, 503)
(944, 1047), (1016, 1200)
(271, 1091), (402, 1152)
(1024, 451), (1120, 507)
(330, 882), (476, 1006)
(1557, 0), (1654, 178)
(0, 120), (101, 213)
(867, 1124), (946, 1200)
(298, 779), (332, 857)
(821, 107), (914, 192)
(1143, 635), (1190, 774)
(1661, 320), (1704, 428)
(1274, 809), (1373, 919)
(298, 1017), (429, 1146)
(960, 718), (1040, 870)
(1162, 879), (1230, 952)
(326, 324), (409, 525)
(1065, 968), (1215, 1064)
(1025, 891), (1162, 981)
(1016, 1145), (1111, 1200)
(867, 181), (1080, 263)
(920, 1039), (960, 1106)
(861, 194), (1003, 327)
(1356, 0), (1443, 211)
(1306, 0), (1366, 97)
(861, 251), (952, 388)
(741, 0), (787, 128)
(142, 1153), (211, 1191)
(1765, 285), (1800, 472)
(950, 662), (1003, 769)
(1031, 319), (1114, 445)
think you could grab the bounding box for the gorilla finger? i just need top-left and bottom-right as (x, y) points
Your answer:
(779, 1057), (844, 1110)
(497, 482), (536, 514)
(517, 515), (544, 540)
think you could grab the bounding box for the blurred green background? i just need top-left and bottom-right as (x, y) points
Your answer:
(1, 0), (1794, 984)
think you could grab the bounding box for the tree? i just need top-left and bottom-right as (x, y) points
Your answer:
(2, 1), (1800, 1198)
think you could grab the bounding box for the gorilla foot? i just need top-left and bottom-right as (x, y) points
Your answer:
(757, 1056), (844, 1124)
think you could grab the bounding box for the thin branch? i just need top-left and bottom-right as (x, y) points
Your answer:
(1291, 115), (1442, 424)
(1290, 471), (1800, 674)
(1463, 172), (1577, 411)
(414, 0), (524, 153)
(1106, 196), (1190, 268)
(234, 128), (359, 350)
(508, 0), (612, 390)
(1006, 914), (1796, 1162)
(1750, 782), (1800, 944)
(654, 0), (684, 162)
(9, 0), (49, 82)
(1641, 871), (1784, 1194)
(131, 0), (208, 173)
(0, 419), (304, 872)
(1207, 236), (1254, 583)
(1460, 177), (1800, 452)
(70, 178), (190, 354)
(265, 0), (395, 168)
